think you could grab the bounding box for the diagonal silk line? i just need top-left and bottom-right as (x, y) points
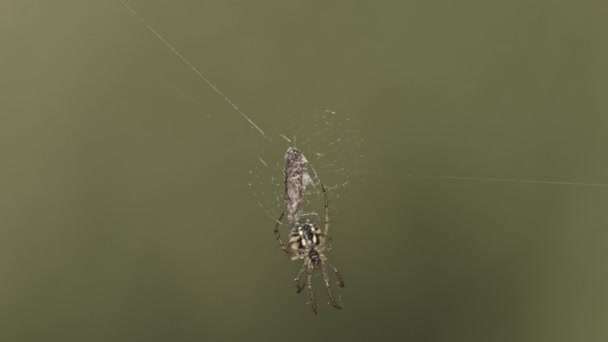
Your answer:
(121, 1), (268, 140)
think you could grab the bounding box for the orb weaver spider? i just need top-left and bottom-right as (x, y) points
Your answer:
(274, 183), (345, 314)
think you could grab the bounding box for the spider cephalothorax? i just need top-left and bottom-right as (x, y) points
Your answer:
(274, 183), (344, 314)
(290, 219), (321, 249)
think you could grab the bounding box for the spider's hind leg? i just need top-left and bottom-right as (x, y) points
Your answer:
(322, 262), (342, 309)
(306, 268), (318, 315)
(294, 262), (306, 293)
(327, 261), (345, 288)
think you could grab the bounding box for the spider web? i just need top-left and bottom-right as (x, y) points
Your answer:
(120, 1), (365, 223)
(248, 110), (364, 223)
(120, 0), (608, 207)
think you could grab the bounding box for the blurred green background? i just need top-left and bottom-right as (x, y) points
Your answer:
(1, 0), (608, 341)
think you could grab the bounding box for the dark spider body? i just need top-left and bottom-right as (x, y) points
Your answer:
(274, 183), (344, 314)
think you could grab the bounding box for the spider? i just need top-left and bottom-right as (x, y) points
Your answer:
(274, 183), (345, 314)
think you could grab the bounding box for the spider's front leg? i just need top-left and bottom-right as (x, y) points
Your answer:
(320, 233), (334, 251)
(321, 183), (330, 236)
(273, 213), (291, 258)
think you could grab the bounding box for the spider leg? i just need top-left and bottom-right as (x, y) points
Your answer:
(326, 261), (345, 288)
(306, 268), (317, 315)
(294, 262), (306, 293)
(322, 263), (342, 309)
(273, 213), (290, 257)
(320, 233), (334, 251)
(321, 183), (330, 236)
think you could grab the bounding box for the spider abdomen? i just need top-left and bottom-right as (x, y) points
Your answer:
(308, 249), (322, 267)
